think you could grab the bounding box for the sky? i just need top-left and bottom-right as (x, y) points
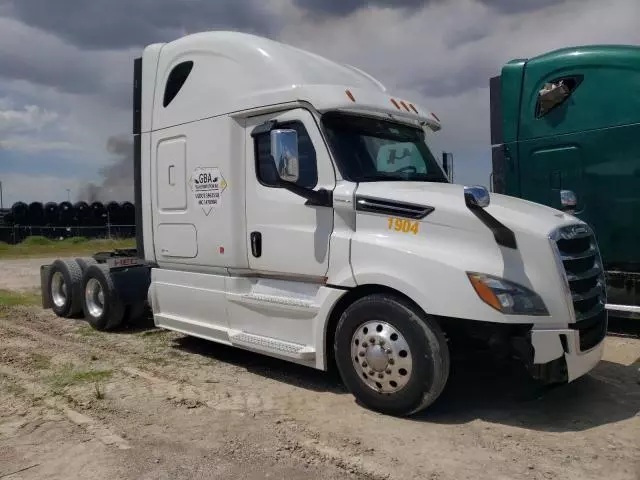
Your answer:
(0, 0), (639, 207)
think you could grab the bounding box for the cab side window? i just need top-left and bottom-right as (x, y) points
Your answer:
(254, 121), (318, 189)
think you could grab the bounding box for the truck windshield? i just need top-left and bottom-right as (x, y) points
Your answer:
(321, 112), (448, 183)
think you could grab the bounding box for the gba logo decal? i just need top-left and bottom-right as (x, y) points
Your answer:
(188, 167), (227, 216)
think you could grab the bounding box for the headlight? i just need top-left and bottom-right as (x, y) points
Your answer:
(467, 272), (549, 316)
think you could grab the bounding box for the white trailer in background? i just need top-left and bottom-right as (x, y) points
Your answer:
(41, 31), (607, 416)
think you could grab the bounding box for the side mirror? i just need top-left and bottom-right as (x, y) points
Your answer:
(560, 189), (577, 214)
(464, 185), (490, 209)
(270, 129), (299, 183)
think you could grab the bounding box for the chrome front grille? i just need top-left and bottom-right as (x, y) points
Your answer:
(550, 224), (608, 351)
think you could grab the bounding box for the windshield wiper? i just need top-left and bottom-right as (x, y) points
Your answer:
(356, 174), (408, 182)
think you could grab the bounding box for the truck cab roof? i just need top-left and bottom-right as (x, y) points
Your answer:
(141, 30), (441, 132)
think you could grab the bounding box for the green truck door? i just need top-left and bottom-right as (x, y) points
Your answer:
(518, 143), (583, 212)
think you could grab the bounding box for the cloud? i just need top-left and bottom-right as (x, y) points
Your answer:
(0, 103), (58, 132)
(0, 98), (79, 156)
(477, 0), (576, 14)
(280, 0), (640, 184)
(0, 137), (78, 153)
(2, 0), (282, 50)
(293, 0), (434, 16)
(0, 17), (105, 96)
(1, 0), (639, 205)
(293, 0), (574, 17)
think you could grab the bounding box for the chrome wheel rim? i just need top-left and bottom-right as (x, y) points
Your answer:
(51, 271), (67, 308)
(85, 278), (105, 318)
(351, 320), (413, 394)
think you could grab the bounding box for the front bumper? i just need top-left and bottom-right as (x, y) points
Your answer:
(530, 325), (605, 382)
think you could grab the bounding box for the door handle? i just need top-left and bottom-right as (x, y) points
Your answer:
(250, 232), (262, 258)
(168, 165), (175, 186)
(503, 145), (513, 172)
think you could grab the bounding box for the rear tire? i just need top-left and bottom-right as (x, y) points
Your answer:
(334, 293), (450, 417)
(75, 256), (98, 273)
(46, 259), (83, 318)
(81, 264), (125, 331)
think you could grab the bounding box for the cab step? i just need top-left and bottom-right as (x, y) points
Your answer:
(229, 331), (316, 361)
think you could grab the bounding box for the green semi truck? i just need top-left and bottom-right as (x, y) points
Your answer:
(489, 44), (640, 319)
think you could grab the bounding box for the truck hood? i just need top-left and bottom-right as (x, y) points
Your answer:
(355, 181), (581, 237)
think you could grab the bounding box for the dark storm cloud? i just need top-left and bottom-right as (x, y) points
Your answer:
(0, 18), (103, 95)
(477, 0), (575, 14)
(293, 0), (440, 16)
(294, 0), (571, 16)
(2, 0), (280, 50)
(0, 48), (101, 95)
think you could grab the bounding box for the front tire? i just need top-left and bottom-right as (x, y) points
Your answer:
(334, 294), (450, 416)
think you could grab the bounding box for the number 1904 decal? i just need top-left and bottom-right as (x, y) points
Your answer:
(387, 217), (420, 234)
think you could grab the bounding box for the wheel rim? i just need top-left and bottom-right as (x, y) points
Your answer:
(351, 320), (413, 394)
(85, 278), (105, 318)
(51, 271), (67, 308)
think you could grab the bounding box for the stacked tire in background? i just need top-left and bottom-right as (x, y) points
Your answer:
(1, 200), (136, 244)
(5, 200), (136, 227)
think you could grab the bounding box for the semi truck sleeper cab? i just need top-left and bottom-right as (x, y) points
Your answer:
(40, 31), (607, 417)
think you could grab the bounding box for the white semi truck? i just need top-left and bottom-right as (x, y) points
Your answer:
(40, 31), (608, 416)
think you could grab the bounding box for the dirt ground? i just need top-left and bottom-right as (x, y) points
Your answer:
(1, 258), (639, 480)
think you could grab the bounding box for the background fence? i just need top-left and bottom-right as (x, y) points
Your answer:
(0, 225), (135, 245)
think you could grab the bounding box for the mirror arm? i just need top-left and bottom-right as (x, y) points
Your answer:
(265, 155), (332, 207)
(277, 179), (333, 207)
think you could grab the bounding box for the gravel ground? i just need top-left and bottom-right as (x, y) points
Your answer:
(1, 257), (639, 480)
(0, 257), (64, 292)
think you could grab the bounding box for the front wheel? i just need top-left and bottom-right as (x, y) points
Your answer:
(334, 294), (450, 416)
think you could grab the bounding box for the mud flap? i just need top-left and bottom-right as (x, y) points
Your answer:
(40, 264), (52, 309)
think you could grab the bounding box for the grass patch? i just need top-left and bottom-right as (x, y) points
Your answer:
(135, 329), (171, 342)
(47, 363), (113, 395)
(94, 382), (105, 400)
(0, 237), (135, 259)
(21, 235), (53, 246)
(30, 353), (51, 370)
(75, 324), (101, 337)
(0, 372), (27, 396)
(0, 289), (41, 307)
(61, 236), (89, 244)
